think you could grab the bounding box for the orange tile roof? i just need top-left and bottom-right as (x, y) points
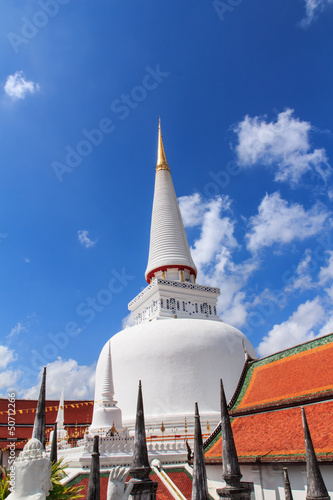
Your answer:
(205, 400), (333, 463)
(164, 468), (193, 500)
(233, 333), (333, 413)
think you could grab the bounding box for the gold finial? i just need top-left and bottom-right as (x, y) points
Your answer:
(156, 118), (170, 172)
(160, 421), (165, 434)
(206, 421), (211, 432)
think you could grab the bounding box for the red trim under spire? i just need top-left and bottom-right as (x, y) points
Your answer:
(146, 265), (197, 284)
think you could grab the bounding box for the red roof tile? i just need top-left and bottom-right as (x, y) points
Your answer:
(0, 399), (93, 450)
(68, 471), (181, 500)
(164, 468), (193, 500)
(233, 334), (333, 413)
(205, 400), (333, 463)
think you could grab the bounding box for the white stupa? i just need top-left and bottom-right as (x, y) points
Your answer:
(92, 120), (257, 434)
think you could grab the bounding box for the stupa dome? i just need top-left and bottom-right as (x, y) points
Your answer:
(94, 318), (256, 430)
(92, 120), (257, 433)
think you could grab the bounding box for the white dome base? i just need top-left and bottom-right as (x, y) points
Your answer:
(93, 318), (256, 431)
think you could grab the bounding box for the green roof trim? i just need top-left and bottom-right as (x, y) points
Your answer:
(232, 333), (333, 412)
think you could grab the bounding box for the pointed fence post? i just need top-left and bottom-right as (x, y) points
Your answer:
(129, 381), (158, 500)
(283, 468), (293, 500)
(32, 367), (46, 448)
(191, 402), (209, 500)
(302, 408), (329, 500)
(217, 379), (252, 500)
(87, 435), (100, 500)
(50, 423), (58, 464)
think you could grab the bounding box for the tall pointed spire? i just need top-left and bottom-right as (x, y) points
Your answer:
(283, 468), (293, 500)
(220, 379), (241, 487)
(301, 408), (329, 500)
(156, 117), (169, 172)
(129, 381), (158, 500)
(32, 366), (46, 448)
(131, 380), (150, 477)
(217, 379), (252, 500)
(145, 119), (197, 283)
(191, 402), (209, 500)
(50, 423), (58, 464)
(87, 435), (100, 500)
(100, 341), (117, 406)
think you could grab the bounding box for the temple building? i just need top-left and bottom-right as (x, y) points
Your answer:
(92, 120), (257, 435)
(1, 120), (332, 500)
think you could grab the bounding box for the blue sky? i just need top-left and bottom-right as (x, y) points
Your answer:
(0, 0), (332, 399)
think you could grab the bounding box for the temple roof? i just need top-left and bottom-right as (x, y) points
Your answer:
(232, 333), (333, 414)
(204, 333), (333, 464)
(205, 400), (333, 464)
(0, 398), (93, 451)
(145, 121), (197, 283)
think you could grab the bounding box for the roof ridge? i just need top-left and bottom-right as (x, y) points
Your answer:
(256, 332), (333, 364)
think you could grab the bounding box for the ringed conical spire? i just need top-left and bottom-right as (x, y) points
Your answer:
(145, 119), (197, 283)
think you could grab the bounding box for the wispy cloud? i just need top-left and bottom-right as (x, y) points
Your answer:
(8, 322), (28, 339)
(285, 249), (315, 292)
(4, 71), (40, 100)
(0, 345), (16, 369)
(301, 0), (333, 27)
(78, 230), (97, 248)
(245, 192), (330, 253)
(233, 109), (331, 186)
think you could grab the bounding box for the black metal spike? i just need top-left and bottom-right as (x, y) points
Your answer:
(32, 366), (46, 448)
(50, 423), (58, 464)
(283, 468), (293, 500)
(191, 402), (209, 500)
(220, 379), (242, 488)
(302, 408), (329, 500)
(86, 435), (100, 500)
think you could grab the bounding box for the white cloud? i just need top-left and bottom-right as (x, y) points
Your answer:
(318, 251), (333, 285)
(179, 194), (257, 327)
(0, 369), (21, 392)
(178, 193), (206, 227)
(23, 358), (96, 400)
(179, 194), (237, 267)
(285, 249), (315, 292)
(318, 316), (333, 336)
(122, 312), (134, 329)
(8, 322), (28, 338)
(246, 192), (330, 253)
(78, 230), (96, 248)
(301, 0), (333, 27)
(4, 71), (40, 100)
(0, 345), (16, 369)
(257, 298), (324, 357)
(233, 109), (331, 185)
